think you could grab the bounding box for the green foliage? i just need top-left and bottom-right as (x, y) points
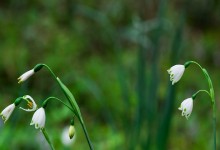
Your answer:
(0, 0), (220, 149)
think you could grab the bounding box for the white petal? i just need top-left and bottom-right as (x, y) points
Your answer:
(20, 95), (37, 112)
(18, 69), (34, 83)
(0, 103), (16, 123)
(30, 108), (46, 129)
(168, 65), (185, 84)
(178, 98), (193, 119)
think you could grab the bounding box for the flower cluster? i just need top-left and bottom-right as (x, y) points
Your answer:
(168, 62), (194, 119)
(1, 65), (45, 127)
(168, 59), (217, 149)
(1, 95), (75, 146)
(1, 64), (77, 149)
(1, 96), (37, 123)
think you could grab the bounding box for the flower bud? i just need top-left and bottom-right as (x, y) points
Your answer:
(18, 69), (34, 83)
(69, 125), (75, 139)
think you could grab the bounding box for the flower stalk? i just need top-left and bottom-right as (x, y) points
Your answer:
(168, 61), (217, 150)
(189, 61), (216, 150)
(41, 64), (94, 150)
(19, 64), (94, 150)
(2, 64), (93, 150)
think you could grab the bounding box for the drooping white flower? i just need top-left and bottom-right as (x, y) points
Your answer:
(18, 69), (34, 84)
(30, 107), (46, 129)
(178, 98), (193, 119)
(20, 95), (37, 112)
(61, 126), (76, 146)
(0, 103), (16, 123)
(167, 65), (185, 85)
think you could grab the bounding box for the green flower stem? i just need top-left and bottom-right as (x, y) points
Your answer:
(41, 128), (55, 150)
(44, 96), (93, 149)
(192, 90), (211, 99)
(42, 64), (75, 110)
(41, 64), (57, 80)
(79, 118), (94, 150)
(41, 64), (94, 150)
(189, 61), (216, 150)
(42, 97), (74, 113)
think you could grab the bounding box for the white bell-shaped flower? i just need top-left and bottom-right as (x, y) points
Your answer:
(18, 69), (34, 84)
(20, 95), (37, 112)
(178, 98), (193, 119)
(0, 103), (16, 123)
(167, 65), (185, 85)
(30, 107), (46, 129)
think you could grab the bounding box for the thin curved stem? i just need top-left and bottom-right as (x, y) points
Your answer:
(41, 64), (74, 110)
(42, 64), (57, 80)
(189, 61), (216, 150)
(189, 61), (203, 70)
(192, 90), (211, 99)
(43, 97), (75, 113)
(41, 64), (94, 150)
(189, 61), (215, 101)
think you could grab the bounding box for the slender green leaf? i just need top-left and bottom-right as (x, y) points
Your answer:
(41, 128), (55, 150)
(56, 77), (82, 119)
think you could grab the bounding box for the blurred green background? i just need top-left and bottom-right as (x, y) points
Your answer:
(0, 0), (220, 149)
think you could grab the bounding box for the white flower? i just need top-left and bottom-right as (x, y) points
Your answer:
(178, 98), (193, 119)
(30, 107), (46, 129)
(20, 95), (37, 112)
(167, 65), (185, 85)
(0, 103), (16, 123)
(61, 126), (76, 146)
(18, 69), (34, 84)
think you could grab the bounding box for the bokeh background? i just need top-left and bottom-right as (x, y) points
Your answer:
(0, 0), (220, 149)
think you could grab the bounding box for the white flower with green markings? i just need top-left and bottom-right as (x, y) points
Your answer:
(18, 64), (44, 84)
(0, 103), (16, 123)
(167, 65), (185, 85)
(20, 95), (37, 112)
(30, 107), (46, 129)
(178, 98), (193, 119)
(18, 69), (34, 84)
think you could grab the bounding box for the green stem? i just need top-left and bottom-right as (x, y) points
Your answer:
(43, 97), (74, 113)
(79, 118), (94, 150)
(42, 64), (75, 110)
(189, 61), (216, 150)
(41, 64), (94, 150)
(192, 90), (211, 99)
(41, 128), (55, 150)
(42, 64), (57, 80)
